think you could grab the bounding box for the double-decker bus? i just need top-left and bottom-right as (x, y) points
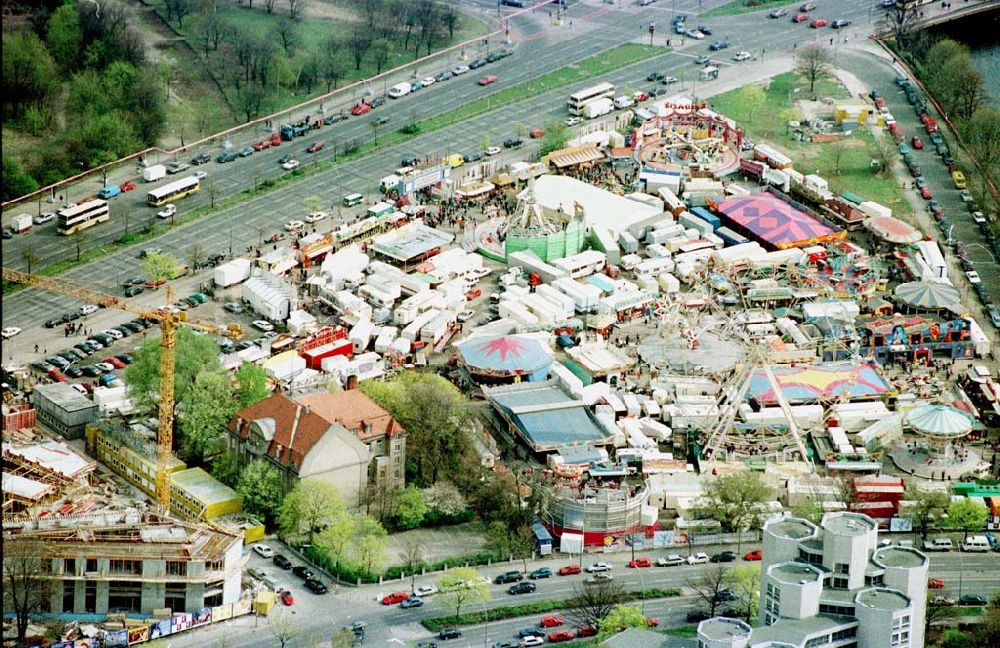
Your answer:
(567, 82), (616, 116)
(147, 175), (200, 207)
(57, 199), (110, 235)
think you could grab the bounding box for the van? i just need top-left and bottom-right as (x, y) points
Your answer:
(613, 95), (635, 110)
(952, 171), (967, 189)
(11, 214), (33, 234)
(97, 185), (121, 200)
(343, 193), (364, 207)
(388, 82), (411, 99)
(961, 535), (990, 552)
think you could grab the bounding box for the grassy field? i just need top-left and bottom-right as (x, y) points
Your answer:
(702, 0), (800, 18)
(710, 71), (913, 216)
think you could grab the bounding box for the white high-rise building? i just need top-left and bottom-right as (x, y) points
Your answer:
(698, 511), (928, 648)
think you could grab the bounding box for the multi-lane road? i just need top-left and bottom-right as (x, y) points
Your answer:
(177, 538), (1000, 648)
(2, 0), (889, 331)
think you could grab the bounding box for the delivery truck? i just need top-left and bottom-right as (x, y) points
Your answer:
(11, 213), (33, 234)
(142, 164), (167, 182)
(583, 98), (614, 119)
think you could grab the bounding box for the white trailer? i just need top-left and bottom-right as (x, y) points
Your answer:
(420, 312), (454, 345)
(553, 277), (601, 313)
(536, 285), (577, 315)
(583, 97), (614, 119)
(507, 250), (568, 284)
(635, 257), (675, 276)
(142, 164), (167, 182)
(498, 301), (540, 326)
(657, 272), (680, 294)
(551, 250), (607, 279)
(373, 326), (399, 353)
(214, 258), (253, 288)
(393, 289), (438, 325)
(590, 227), (621, 266)
(402, 308), (440, 342)
(349, 319), (376, 353)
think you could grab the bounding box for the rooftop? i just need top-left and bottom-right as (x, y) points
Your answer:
(370, 221), (454, 262)
(765, 517), (817, 540)
(873, 546), (927, 569)
(171, 467), (240, 507)
(698, 617), (751, 642)
(822, 512), (877, 537)
(769, 562), (823, 584)
(295, 389), (404, 441)
(33, 382), (97, 413)
(524, 174), (661, 235)
(855, 588), (910, 611)
(488, 381), (612, 451)
(749, 615), (858, 646)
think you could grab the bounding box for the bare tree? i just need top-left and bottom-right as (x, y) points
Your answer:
(347, 28), (372, 70)
(566, 579), (627, 630)
(197, 13), (231, 54)
(3, 538), (52, 646)
(272, 18), (298, 55)
(925, 589), (957, 633)
(20, 247), (39, 273)
(687, 564), (733, 618)
(795, 45), (833, 95)
(321, 41), (346, 91)
(880, 2), (920, 46)
(265, 0), (278, 14)
(829, 141), (847, 176)
(288, 0), (307, 20)
(442, 2), (460, 40)
(231, 79), (268, 123)
(187, 243), (204, 271)
(73, 227), (89, 262)
(400, 540), (425, 594)
(944, 58), (987, 122)
(872, 134), (896, 178)
(164, 0), (193, 27)
(371, 37), (391, 74)
(270, 609), (300, 648)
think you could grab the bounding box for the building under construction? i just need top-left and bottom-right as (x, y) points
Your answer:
(2, 436), (96, 519)
(6, 513), (242, 615)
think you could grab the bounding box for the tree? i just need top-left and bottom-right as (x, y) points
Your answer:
(925, 589), (957, 633)
(1, 31), (58, 118)
(164, 0), (193, 28)
(2, 539), (52, 646)
(321, 41), (346, 91)
(905, 485), (949, 539)
(143, 251), (179, 282)
(371, 37), (391, 74)
(942, 57), (987, 122)
(351, 514), (388, 574)
(595, 604), (650, 641)
(872, 133), (896, 178)
(2, 157), (39, 201)
(539, 120), (568, 157)
(124, 328), (222, 414)
(46, 4), (83, 71)
(395, 485), (427, 530)
(401, 540), (425, 593)
(278, 479), (348, 544)
(330, 628), (356, 648)
(965, 107), (1000, 177)
(437, 567), (489, 621)
(347, 28), (371, 70)
(211, 450), (241, 487)
(941, 629), (971, 648)
(235, 362), (271, 409)
(177, 370), (237, 463)
(314, 510), (355, 569)
(729, 564), (761, 624)
(442, 2), (460, 40)
(72, 227), (89, 262)
(272, 18), (299, 55)
(696, 471), (774, 551)
(566, 578), (627, 630)
(790, 497), (824, 525)
(795, 45), (832, 94)
(736, 85), (766, 124)
(270, 609), (300, 648)
(945, 498), (989, 541)
(20, 247), (40, 274)
(369, 117), (382, 145)
(880, 1), (919, 46)
(236, 459), (285, 525)
(829, 141), (847, 176)
(288, 0), (306, 20)
(360, 372), (473, 486)
(423, 481), (468, 521)
(688, 563), (733, 618)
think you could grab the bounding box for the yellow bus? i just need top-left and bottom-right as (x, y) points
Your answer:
(57, 199), (110, 235)
(147, 175), (200, 207)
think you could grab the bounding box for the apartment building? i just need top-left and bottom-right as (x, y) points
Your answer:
(698, 511), (928, 648)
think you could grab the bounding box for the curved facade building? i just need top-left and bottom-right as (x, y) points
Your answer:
(542, 483), (655, 547)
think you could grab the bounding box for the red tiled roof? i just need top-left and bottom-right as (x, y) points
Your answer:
(295, 390), (404, 441)
(230, 393), (336, 472)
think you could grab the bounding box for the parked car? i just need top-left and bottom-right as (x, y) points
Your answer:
(282, 159), (301, 170)
(711, 551), (737, 563)
(306, 142), (325, 153)
(304, 578), (328, 594)
(959, 594), (988, 606)
(628, 557), (652, 568)
(792, 13), (809, 23)
(540, 615), (564, 628)
(744, 549), (763, 561)
(382, 592), (409, 605)
(530, 567), (552, 579)
(273, 554), (292, 569)
(438, 628), (462, 640)
(831, 19), (851, 28)
(928, 578), (944, 589)
(715, 588), (738, 602)
(688, 552), (710, 565)
(585, 562), (612, 573)
(414, 585), (438, 597)
(478, 75), (498, 86)
(657, 554), (686, 567)
(547, 630), (574, 643)
(769, 7), (788, 17)
(400, 596), (424, 609)
(508, 582), (536, 595)
(503, 138), (523, 148)
(558, 564), (582, 576)
(291, 565), (314, 580)
(494, 571), (523, 584)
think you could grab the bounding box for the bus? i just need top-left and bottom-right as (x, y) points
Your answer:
(147, 175), (200, 207)
(567, 82), (616, 116)
(57, 199), (110, 235)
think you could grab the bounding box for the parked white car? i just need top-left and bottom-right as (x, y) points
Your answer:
(192, 171), (208, 180)
(252, 320), (275, 332)
(451, 65), (470, 75)
(564, 117), (583, 127)
(34, 212), (56, 225)
(457, 310), (475, 323)
(585, 562), (612, 573)
(414, 584), (438, 597)
(253, 544), (274, 558)
(657, 554), (686, 567)
(485, 146), (501, 156)
(285, 220), (305, 232)
(688, 552), (710, 565)
(305, 211), (327, 223)
(420, 76), (436, 87)
(1, 327), (22, 339)
(966, 270), (982, 284)
(733, 51), (752, 62)
(282, 159), (301, 170)
(102, 329), (124, 340)
(157, 204), (177, 219)
(80, 304), (99, 315)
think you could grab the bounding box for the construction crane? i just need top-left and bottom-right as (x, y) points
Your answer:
(2, 267), (239, 513)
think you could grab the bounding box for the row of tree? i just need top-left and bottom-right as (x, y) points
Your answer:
(2, 1), (167, 199)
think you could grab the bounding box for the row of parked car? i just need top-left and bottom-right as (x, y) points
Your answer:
(32, 317), (145, 383)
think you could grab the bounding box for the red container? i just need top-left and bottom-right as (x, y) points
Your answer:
(301, 338), (353, 369)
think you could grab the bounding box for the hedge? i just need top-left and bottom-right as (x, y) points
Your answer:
(421, 587), (682, 631)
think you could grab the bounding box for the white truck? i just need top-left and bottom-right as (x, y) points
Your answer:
(11, 213), (33, 234)
(142, 164), (167, 182)
(388, 82), (411, 99)
(613, 95), (635, 110)
(583, 98), (614, 119)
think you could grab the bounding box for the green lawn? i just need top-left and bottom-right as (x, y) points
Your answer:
(702, 0), (800, 18)
(710, 72), (912, 216)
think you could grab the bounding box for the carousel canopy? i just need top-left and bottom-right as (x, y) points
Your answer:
(905, 404), (975, 439)
(457, 335), (552, 376)
(893, 281), (961, 311)
(864, 215), (923, 244)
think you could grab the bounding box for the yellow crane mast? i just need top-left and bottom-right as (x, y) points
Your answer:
(2, 267), (233, 513)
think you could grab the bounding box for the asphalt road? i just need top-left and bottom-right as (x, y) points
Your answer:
(176, 538), (1000, 648)
(1, 0), (885, 331)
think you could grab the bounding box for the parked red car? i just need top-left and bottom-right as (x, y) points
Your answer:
(119, 180), (137, 192)
(253, 140), (271, 151)
(270, 132), (282, 146)
(633, 91), (649, 102)
(530, 127), (545, 139)
(744, 549), (763, 561)
(928, 578), (944, 589)
(548, 630), (574, 643)
(628, 557), (652, 568)
(47, 368), (67, 382)
(792, 13), (809, 23)
(911, 136), (924, 149)
(306, 142), (325, 153)
(478, 75), (498, 86)
(103, 357), (126, 369)
(381, 592), (409, 605)
(577, 625), (597, 637)
(465, 288), (482, 301)
(352, 102), (372, 116)
(810, 18), (828, 28)
(920, 186), (933, 200)
(558, 565), (582, 576)
(280, 590), (295, 605)
(540, 615), (564, 628)
(646, 617), (659, 627)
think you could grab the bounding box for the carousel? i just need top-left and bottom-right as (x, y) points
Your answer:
(889, 404), (986, 480)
